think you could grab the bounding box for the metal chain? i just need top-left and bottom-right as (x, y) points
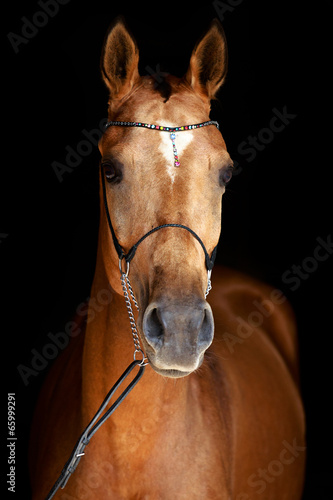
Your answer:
(120, 271), (148, 366)
(125, 276), (139, 311)
(204, 270), (212, 299)
(205, 279), (212, 299)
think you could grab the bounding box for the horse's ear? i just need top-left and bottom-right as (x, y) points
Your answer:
(186, 19), (228, 101)
(101, 17), (140, 101)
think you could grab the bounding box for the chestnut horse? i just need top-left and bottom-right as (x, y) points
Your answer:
(30, 19), (305, 499)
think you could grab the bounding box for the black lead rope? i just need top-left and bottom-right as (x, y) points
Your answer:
(45, 361), (145, 500)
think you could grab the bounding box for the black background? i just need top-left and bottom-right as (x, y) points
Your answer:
(3, 1), (332, 498)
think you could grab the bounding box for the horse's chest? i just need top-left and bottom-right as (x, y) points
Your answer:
(139, 426), (228, 499)
(68, 377), (231, 499)
(99, 399), (229, 498)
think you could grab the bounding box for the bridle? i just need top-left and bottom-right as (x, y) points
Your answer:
(45, 119), (221, 500)
(101, 119), (220, 361)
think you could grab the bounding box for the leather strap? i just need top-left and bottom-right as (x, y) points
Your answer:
(45, 361), (145, 499)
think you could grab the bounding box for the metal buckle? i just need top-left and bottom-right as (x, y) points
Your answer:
(119, 257), (130, 277)
(134, 348), (149, 366)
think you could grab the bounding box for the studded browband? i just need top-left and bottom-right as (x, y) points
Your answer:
(104, 120), (219, 167)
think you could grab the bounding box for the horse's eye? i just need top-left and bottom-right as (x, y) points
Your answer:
(102, 162), (121, 183)
(220, 166), (233, 186)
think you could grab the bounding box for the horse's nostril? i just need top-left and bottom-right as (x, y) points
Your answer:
(198, 308), (214, 349)
(144, 307), (164, 350)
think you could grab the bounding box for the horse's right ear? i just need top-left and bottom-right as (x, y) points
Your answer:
(186, 19), (228, 102)
(101, 17), (140, 102)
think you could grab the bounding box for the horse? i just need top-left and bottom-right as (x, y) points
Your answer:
(30, 18), (306, 499)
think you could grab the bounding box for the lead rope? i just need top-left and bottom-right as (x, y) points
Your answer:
(44, 267), (147, 500)
(44, 361), (145, 500)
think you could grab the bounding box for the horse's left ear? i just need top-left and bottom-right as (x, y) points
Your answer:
(101, 17), (140, 102)
(186, 19), (228, 101)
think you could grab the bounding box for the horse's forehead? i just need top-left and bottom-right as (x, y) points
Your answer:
(117, 77), (208, 122)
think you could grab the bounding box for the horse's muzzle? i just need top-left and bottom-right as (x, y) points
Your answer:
(142, 298), (214, 377)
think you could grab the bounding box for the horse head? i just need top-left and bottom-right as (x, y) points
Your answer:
(99, 18), (233, 377)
